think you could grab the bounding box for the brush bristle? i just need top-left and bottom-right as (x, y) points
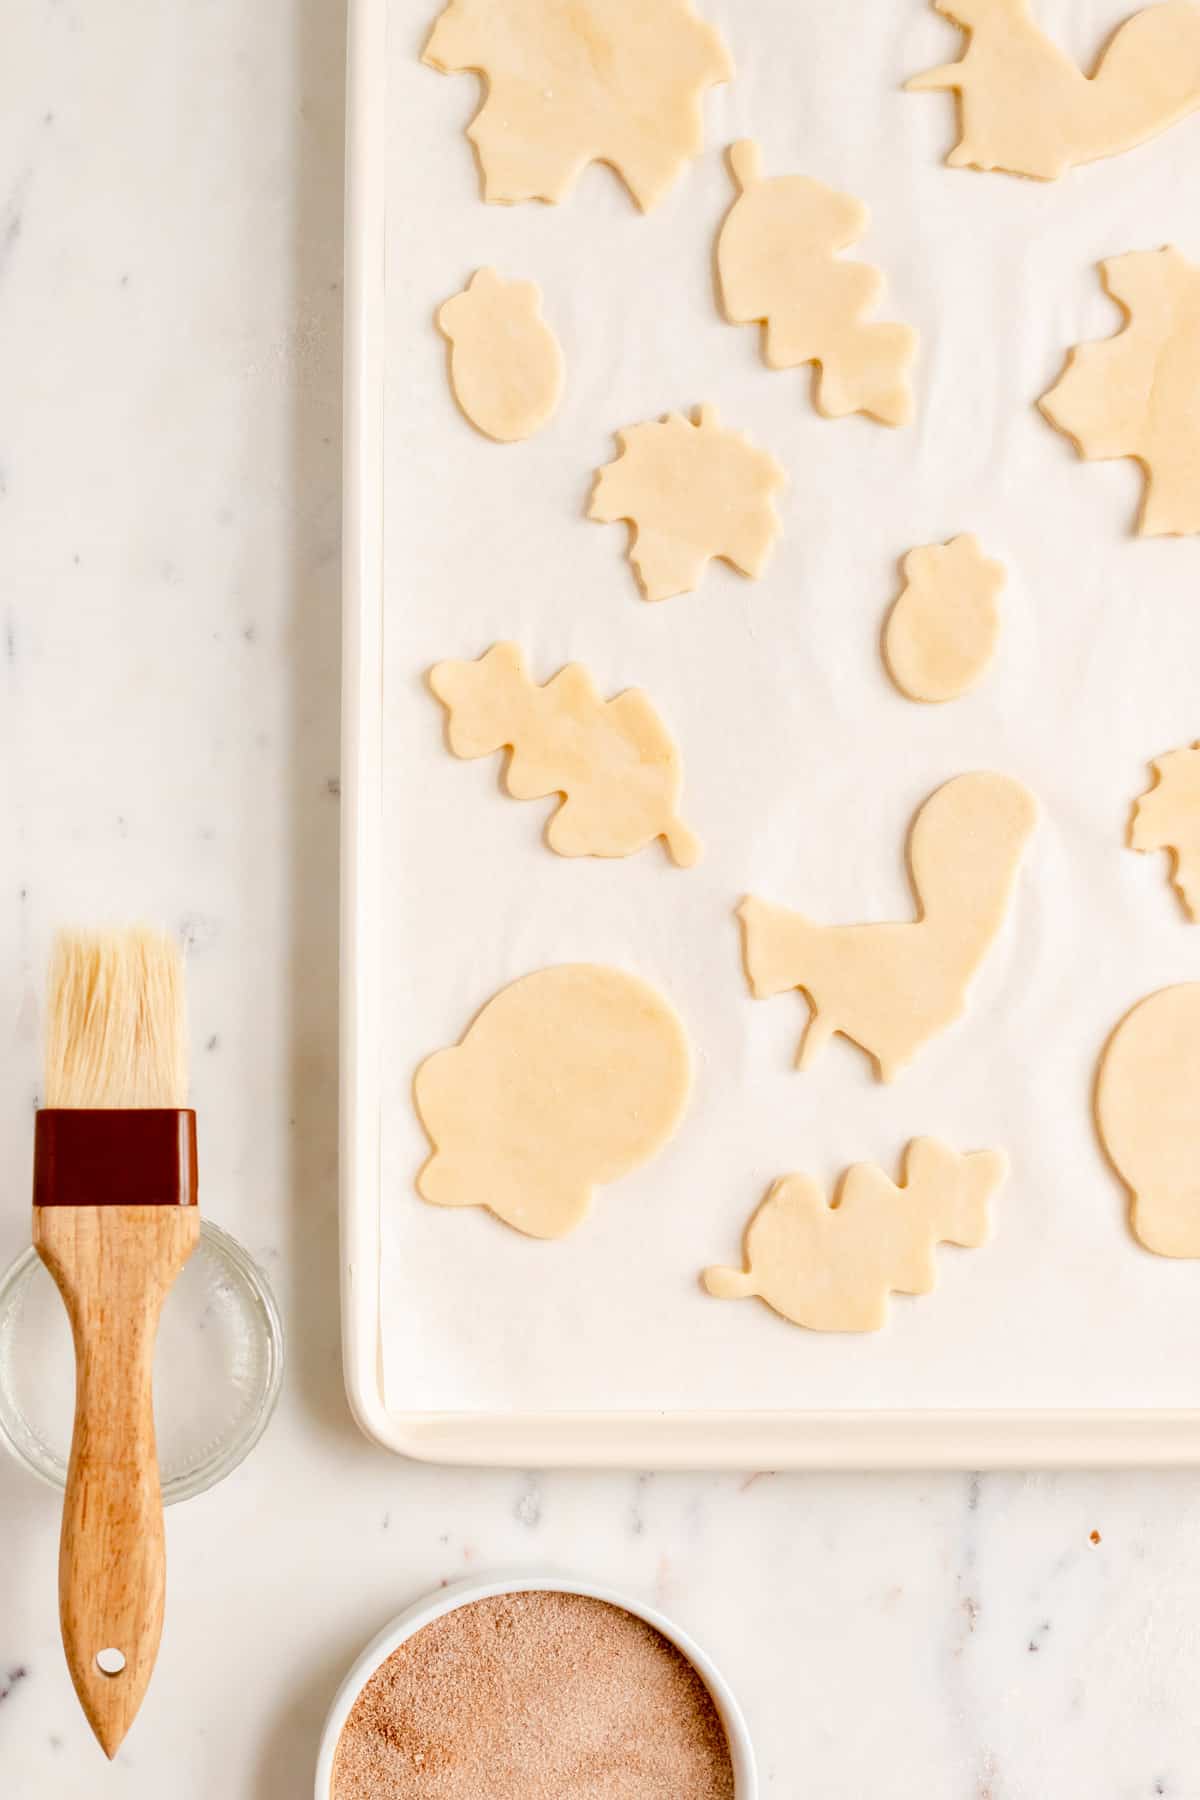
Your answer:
(44, 928), (189, 1109)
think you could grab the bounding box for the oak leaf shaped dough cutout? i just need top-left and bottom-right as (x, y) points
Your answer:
(438, 270), (564, 443)
(422, 0), (732, 210)
(716, 141), (918, 428)
(429, 642), (701, 866)
(1041, 249), (1200, 536)
(1096, 984), (1200, 1256)
(705, 1138), (1007, 1331)
(884, 535), (1005, 703)
(414, 965), (691, 1239)
(908, 0), (1200, 181)
(739, 772), (1039, 1082)
(589, 405), (786, 601)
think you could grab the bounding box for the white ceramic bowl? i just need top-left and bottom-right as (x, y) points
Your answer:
(315, 1572), (757, 1798)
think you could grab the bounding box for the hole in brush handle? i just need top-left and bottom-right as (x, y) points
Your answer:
(94, 1648), (127, 1677)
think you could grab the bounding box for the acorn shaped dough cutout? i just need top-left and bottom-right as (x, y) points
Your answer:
(884, 535), (1005, 703)
(438, 268), (564, 443)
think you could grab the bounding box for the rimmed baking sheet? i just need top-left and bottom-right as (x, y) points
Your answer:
(342, 0), (1200, 1465)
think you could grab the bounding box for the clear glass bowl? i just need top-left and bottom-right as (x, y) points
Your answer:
(0, 1218), (284, 1504)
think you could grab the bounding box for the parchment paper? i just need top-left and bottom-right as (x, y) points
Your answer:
(378, 0), (1200, 1415)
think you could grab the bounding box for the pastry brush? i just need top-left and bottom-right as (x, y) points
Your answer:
(33, 927), (198, 1758)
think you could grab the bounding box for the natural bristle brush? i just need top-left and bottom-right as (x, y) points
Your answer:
(33, 927), (198, 1758)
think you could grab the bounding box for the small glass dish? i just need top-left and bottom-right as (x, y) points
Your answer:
(0, 1218), (283, 1504)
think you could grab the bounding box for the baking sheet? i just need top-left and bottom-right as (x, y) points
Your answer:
(372, 0), (1200, 1425)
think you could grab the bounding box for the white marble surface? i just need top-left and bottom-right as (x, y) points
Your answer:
(3, 4), (1200, 1796)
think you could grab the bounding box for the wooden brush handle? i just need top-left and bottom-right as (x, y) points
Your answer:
(34, 1205), (199, 1759)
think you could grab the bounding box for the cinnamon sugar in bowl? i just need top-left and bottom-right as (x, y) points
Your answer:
(315, 1576), (756, 1799)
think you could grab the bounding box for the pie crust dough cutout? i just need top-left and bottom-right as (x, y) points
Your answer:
(438, 270), (564, 442)
(1131, 743), (1200, 917)
(884, 534), (1004, 703)
(1040, 249), (1200, 536)
(1096, 983), (1200, 1256)
(908, 0), (1200, 180)
(716, 141), (917, 427)
(429, 642), (701, 865)
(589, 405), (786, 601)
(705, 1138), (1006, 1331)
(414, 964), (691, 1239)
(738, 772), (1038, 1081)
(422, 0), (733, 210)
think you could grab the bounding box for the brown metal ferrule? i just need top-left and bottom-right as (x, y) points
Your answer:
(33, 1110), (198, 1208)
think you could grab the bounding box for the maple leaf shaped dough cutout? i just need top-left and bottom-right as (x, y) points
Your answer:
(716, 141), (918, 427)
(908, 0), (1200, 181)
(415, 964), (691, 1239)
(1040, 248), (1200, 536)
(429, 642), (701, 866)
(705, 1138), (1006, 1331)
(589, 405), (786, 602)
(422, 0), (732, 210)
(738, 772), (1038, 1081)
(1131, 743), (1200, 918)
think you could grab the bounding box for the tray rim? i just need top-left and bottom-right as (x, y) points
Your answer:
(338, 0), (1200, 1469)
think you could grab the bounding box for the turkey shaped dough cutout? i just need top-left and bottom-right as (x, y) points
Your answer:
(705, 1139), (1006, 1331)
(739, 772), (1038, 1081)
(908, 0), (1200, 181)
(716, 141), (917, 427)
(589, 404), (786, 601)
(429, 642), (701, 865)
(1131, 743), (1200, 918)
(884, 535), (1005, 703)
(414, 965), (691, 1239)
(423, 0), (732, 210)
(1041, 249), (1200, 537)
(1097, 984), (1200, 1256)
(438, 270), (564, 443)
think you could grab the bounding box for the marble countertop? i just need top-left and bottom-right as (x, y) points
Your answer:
(3, 3), (1200, 1795)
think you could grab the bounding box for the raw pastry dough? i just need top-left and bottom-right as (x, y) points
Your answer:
(1096, 983), (1200, 1256)
(422, 0), (733, 210)
(429, 642), (701, 865)
(1131, 743), (1200, 917)
(1040, 249), (1200, 537)
(704, 1138), (1006, 1331)
(588, 405), (786, 602)
(716, 141), (917, 427)
(738, 772), (1038, 1081)
(437, 270), (564, 443)
(414, 964), (691, 1239)
(908, 0), (1200, 180)
(883, 534), (1004, 703)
